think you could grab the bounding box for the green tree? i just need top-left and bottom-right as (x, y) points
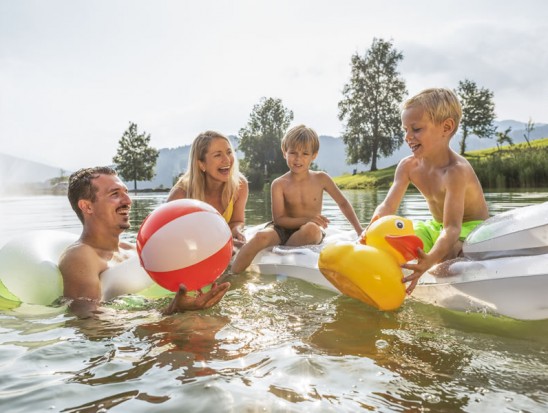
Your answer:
(455, 79), (496, 155)
(496, 126), (513, 150)
(238, 97), (294, 183)
(523, 117), (535, 148)
(113, 122), (159, 193)
(338, 38), (407, 171)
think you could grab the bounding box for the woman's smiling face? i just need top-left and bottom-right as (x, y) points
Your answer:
(199, 137), (234, 182)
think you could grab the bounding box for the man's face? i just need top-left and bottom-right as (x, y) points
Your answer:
(89, 174), (132, 230)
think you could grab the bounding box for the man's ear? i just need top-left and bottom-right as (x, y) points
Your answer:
(78, 199), (92, 216)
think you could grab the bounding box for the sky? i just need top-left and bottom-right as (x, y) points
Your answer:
(1, 0), (547, 171)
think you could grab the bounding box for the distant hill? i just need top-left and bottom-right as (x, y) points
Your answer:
(138, 146), (191, 189)
(3, 120), (547, 192)
(0, 153), (67, 194)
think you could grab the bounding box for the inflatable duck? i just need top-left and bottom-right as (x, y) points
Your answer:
(318, 215), (423, 311)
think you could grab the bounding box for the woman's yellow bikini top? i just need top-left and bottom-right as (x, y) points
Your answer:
(221, 198), (234, 223)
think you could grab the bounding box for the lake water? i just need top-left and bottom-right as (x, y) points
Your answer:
(1, 190), (547, 412)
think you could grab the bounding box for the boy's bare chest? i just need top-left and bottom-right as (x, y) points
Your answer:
(411, 168), (447, 201)
(283, 183), (323, 208)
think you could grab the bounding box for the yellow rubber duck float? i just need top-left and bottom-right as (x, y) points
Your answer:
(318, 215), (423, 311)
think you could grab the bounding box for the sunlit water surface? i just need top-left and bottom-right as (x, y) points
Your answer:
(1, 190), (547, 412)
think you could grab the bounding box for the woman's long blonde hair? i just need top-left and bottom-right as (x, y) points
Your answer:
(173, 131), (243, 208)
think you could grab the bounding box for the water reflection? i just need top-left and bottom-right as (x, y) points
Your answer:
(65, 310), (231, 385)
(306, 298), (472, 411)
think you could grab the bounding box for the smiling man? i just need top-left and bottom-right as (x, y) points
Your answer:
(59, 166), (230, 318)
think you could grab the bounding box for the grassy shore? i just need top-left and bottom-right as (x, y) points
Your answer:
(334, 137), (548, 190)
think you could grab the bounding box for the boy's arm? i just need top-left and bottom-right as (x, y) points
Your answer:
(402, 167), (466, 293)
(370, 159), (411, 222)
(322, 173), (362, 235)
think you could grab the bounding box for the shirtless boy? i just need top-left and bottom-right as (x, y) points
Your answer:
(231, 124), (363, 273)
(370, 88), (489, 293)
(59, 166), (229, 318)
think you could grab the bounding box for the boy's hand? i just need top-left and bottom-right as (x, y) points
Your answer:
(359, 215), (379, 243)
(310, 214), (329, 228)
(232, 229), (246, 248)
(401, 248), (430, 294)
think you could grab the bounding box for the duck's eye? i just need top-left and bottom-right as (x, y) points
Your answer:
(395, 220), (404, 229)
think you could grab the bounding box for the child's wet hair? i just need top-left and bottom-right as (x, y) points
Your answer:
(281, 124), (320, 153)
(402, 88), (462, 136)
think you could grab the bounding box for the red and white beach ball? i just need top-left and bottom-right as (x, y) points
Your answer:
(136, 199), (233, 292)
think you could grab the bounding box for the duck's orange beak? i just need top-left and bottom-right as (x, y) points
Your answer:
(385, 235), (423, 262)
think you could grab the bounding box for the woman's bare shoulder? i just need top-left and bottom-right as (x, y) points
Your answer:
(167, 185), (187, 201)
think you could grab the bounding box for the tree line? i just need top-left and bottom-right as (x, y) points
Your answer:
(113, 37), (535, 191)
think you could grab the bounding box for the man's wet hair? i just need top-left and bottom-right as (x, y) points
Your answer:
(68, 166), (117, 223)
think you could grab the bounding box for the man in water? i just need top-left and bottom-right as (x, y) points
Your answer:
(59, 166), (230, 318)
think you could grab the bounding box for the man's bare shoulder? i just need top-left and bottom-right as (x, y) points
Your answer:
(59, 241), (99, 270)
(60, 240), (95, 258)
(119, 240), (136, 252)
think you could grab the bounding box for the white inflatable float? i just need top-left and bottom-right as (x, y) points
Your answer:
(0, 231), (162, 310)
(244, 202), (548, 320)
(413, 202), (548, 320)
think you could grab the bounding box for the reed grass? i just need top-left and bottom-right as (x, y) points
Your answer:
(469, 146), (548, 189)
(334, 138), (548, 190)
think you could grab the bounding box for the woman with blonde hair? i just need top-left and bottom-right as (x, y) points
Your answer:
(168, 131), (249, 246)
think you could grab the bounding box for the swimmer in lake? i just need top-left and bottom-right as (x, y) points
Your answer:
(59, 166), (230, 318)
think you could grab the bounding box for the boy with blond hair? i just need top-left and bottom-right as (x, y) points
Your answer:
(231, 124), (363, 273)
(370, 88), (489, 293)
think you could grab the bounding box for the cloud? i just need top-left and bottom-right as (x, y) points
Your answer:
(1, 1), (547, 170)
(397, 19), (548, 120)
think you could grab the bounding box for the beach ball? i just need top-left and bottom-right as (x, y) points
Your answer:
(136, 199), (233, 292)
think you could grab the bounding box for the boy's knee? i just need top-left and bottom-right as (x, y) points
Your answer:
(300, 222), (323, 242)
(252, 230), (278, 249)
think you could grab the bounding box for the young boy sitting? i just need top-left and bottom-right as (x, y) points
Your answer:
(370, 88), (489, 293)
(231, 124), (363, 273)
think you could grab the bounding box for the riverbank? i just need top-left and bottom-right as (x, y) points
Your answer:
(334, 137), (548, 190)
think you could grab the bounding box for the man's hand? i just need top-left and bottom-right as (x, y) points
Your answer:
(162, 282), (231, 315)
